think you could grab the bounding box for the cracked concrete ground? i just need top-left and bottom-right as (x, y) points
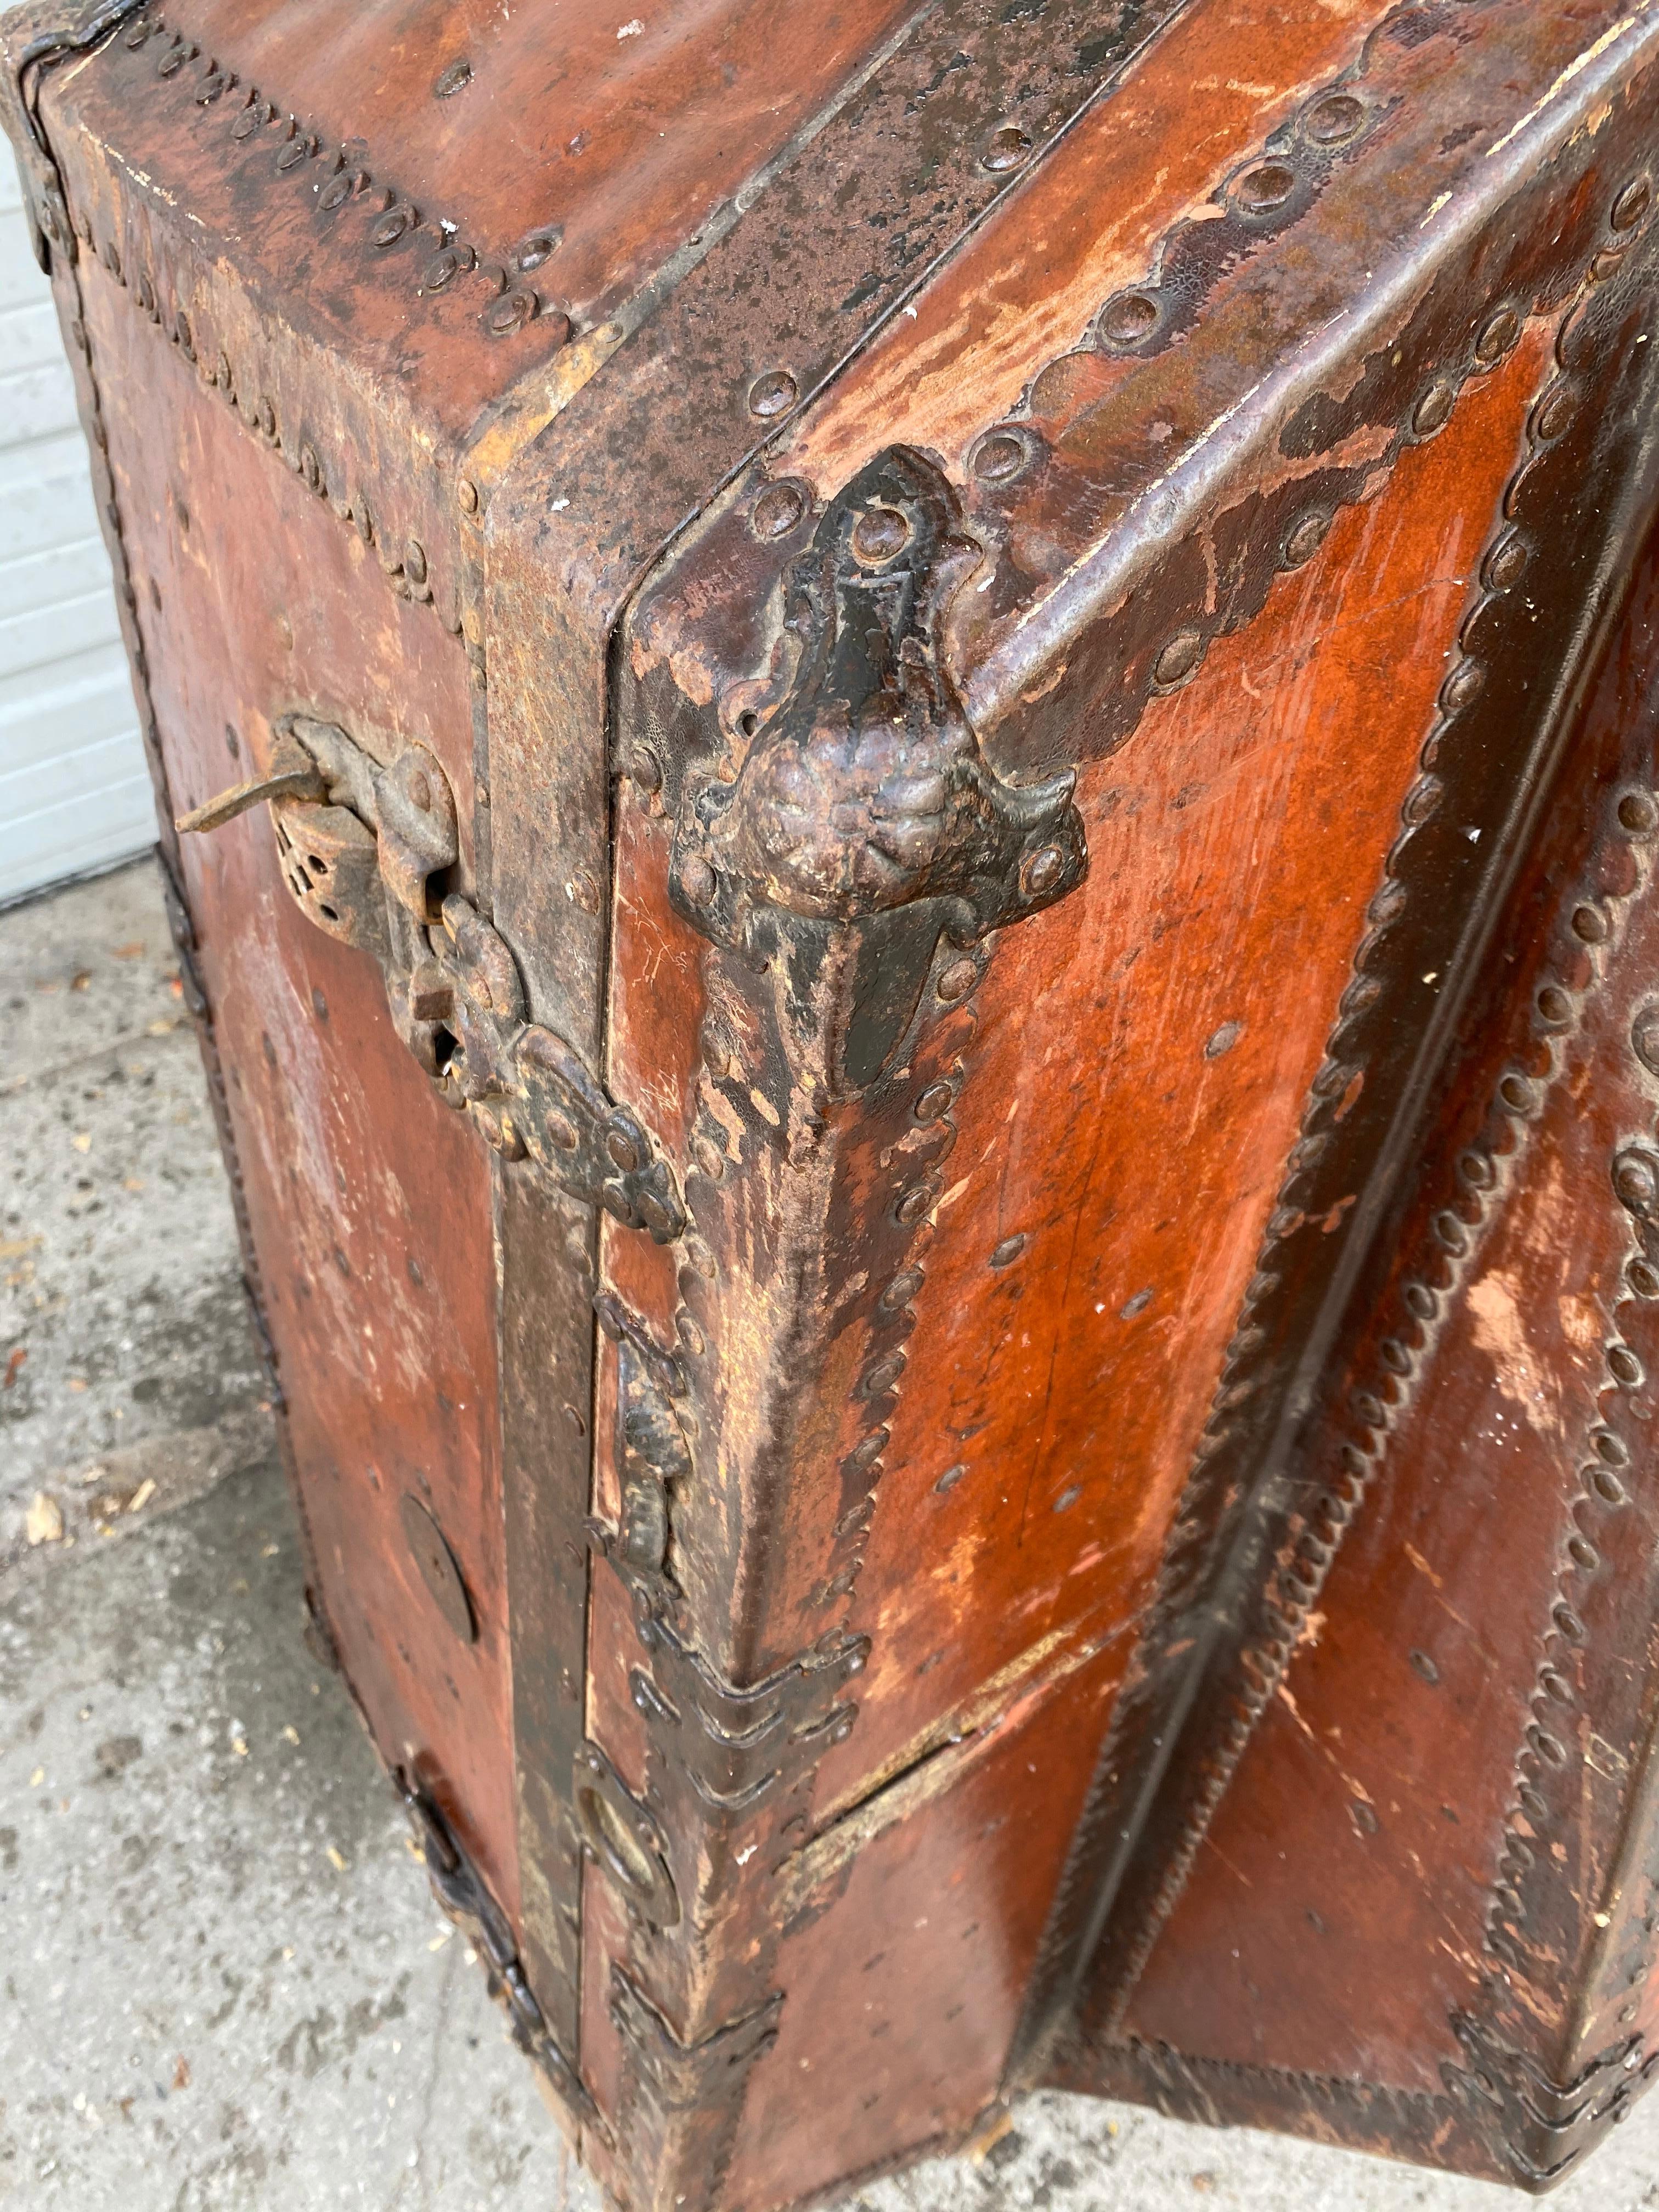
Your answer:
(5, 859), (1659, 2211)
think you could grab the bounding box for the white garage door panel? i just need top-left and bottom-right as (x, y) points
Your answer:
(0, 297), (61, 373)
(0, 357), (84, 444)
(0, 740), (155, 894)
(0, 579), (123, 679)
(0, 533), (117, 620)
(0, 153), (149, 905)
(0, 433), (106, 558)
(0, 647), (136, 760)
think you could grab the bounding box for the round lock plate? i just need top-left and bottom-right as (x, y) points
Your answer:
(400, 1494), (477, 1644)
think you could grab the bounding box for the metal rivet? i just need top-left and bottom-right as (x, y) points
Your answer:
(1595, 1429), (1630, 1468)
(1408, 1649), (1440, 1685)
(882, 1268), (924, 1310)
(1403, 1283), (1436, 1321)
(1439, 659), (1484, 715)
(751, 479), (807, 541)
(980, 122), (1032, 173)
(1632, 1004), (1659, 1075)
(486, 287), (539, 335)
(969, 429), (1027, 483)
(990, 1234), (1026, 1269)
(317, 171), (353, 213)
(1613, 178), (1652, 232)
(864, 1352), (906, 1395)
(1153, 630), (1205, 688)
(372, 207), (413, 248)
(895, 1186), (933, 1226)
(935, 958), (978, 1002)
(691, 1135), (724, 1181)
(1457, 1149), (1495, 1190)
(1592, 1464), (1628, 1506)
(422, 245), (466, 290)
(570, 870), (600, 914)
(434, 58), (473, 97)
(546, 1109), (579, 1152)
(1609, 1345), (1644, 1388)
(1282, 511), (1331, 569)
(681, 856), (716, 906)
(1235, 161), (1295, 214)
(1534, 384), (1577, 441)
(913, 1081), (952, 1121)
(230, 103), (265, 141)
(404, 538), (428, 586)
(675, 1313), (705, 1358)
(1534, 984), (1571, 1026)
(1022, 845), (1065, 898)
(174, 309), (194, 358)
(1485, 534), (1528, 591)
(1302, 92), (1365, 145)
(1572, 902), (1608, 944)
(456, 477), (479, 515)
(1412, 380), (1456, 437)
(1431, 1211), (1469, 1255)
(517, 230), (560, 270)
(408, 769), (433, 811)
(1618, 791), (1657, 836)
(123, 17), (152, 46)
(851, 506), (910, 563)
(1497, 1073), (1533, 1114)
(627, 744), (662, 793)
(276, 136), (314, 173)
(1613, 1149), (1659, 1214)
(1096, 290), (1159, 348)
(606, 1130), (641, 1174)
(1629, 1256), (1659, 1299)
(748, 368), (798, 420)
(1474, 306), (1521, 364)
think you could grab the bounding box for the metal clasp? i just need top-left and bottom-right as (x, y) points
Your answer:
(179, 713), (685, 1240)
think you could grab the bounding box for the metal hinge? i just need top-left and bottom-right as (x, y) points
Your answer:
(398, 1772), (606, 2137)
(178, 714), (684, 1240)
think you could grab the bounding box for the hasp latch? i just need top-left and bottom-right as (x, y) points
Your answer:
(179, 714), (684, 1241)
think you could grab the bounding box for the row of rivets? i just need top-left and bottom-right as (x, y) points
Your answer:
(1091, 83), (1374, 359)
(1156, 205), (1649, 1926)
(125, 15), (566, 344)
(1483, 755), (1657, 1969)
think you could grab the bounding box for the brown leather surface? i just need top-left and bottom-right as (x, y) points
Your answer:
(47, 0), (920, 436)
(24, 0), (1659, 2199)
(726, 1643), (1125, 2210)
(1108, 523), (1659, 2097)
(808, 321), (1550, 1818)
(76, 229), (520, 1913)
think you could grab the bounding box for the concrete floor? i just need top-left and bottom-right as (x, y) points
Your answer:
(6, 859), (1659, 2211)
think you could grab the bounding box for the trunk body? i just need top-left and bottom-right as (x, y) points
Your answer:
(10, 0), (1659, 2201)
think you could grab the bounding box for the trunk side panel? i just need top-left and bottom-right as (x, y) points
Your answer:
(77, 205), (520, 1911)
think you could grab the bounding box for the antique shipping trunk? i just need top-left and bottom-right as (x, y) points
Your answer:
(10, 0), (1659, 2201)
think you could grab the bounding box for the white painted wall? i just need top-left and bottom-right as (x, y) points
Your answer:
(0, 154), (152, 906)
